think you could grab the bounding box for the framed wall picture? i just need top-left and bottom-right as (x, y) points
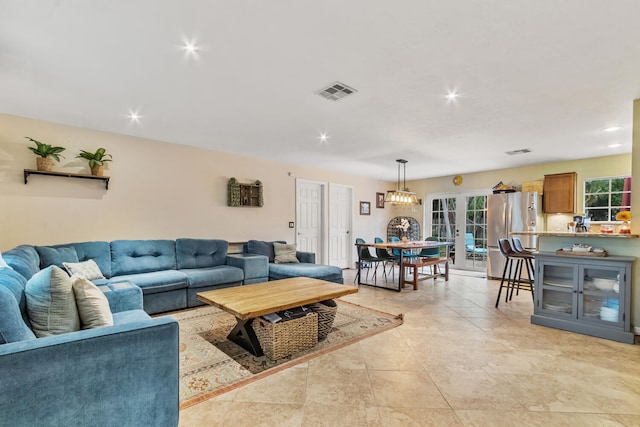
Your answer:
(360, 201), (371, 215)
(376, 192), (385, 208)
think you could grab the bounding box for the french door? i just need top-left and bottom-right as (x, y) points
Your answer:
(425, 192), (488, 271)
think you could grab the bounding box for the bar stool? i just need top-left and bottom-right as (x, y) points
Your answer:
(510, 237), (535, 300)
(495, 238), (534, 307)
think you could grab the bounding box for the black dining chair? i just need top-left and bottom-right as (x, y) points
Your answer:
(355, 238), (384, 284)
(374, 237), (396, 280)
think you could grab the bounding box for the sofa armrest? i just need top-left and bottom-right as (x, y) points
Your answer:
(98, 281), (143, 313)
(296, 251), (316, 264)
(227, 254), (269, 280)
(0, 316), (179, 427)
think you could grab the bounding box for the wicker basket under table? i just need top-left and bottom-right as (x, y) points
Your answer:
(253, 312), (318, 359)
(307, 302), (338, 340)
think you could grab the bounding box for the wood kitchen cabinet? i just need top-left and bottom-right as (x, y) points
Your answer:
(543, 172), (576, 213)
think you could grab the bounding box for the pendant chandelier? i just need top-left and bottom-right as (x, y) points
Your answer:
(385, 159), (418, 205)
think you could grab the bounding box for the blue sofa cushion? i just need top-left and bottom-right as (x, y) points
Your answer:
(247, 240), (286, 263)
(110, 240), (177, 276)
(112, 309), (152, 325)
(269, 263), (344, 283)
(96, 282), (143, 313)
(0, 267), (30, 325)
(35, 246), (79, 269)
(180, 266), (244, 288)
(60, 241), (112, 279)
(109, 270), (188, 295)
(176, 238), (228, 269)
(0, 269), (36, 344)
(1, 245), (40, 280)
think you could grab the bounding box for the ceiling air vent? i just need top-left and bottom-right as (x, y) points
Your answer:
(506, 148), (532, 155)
(317, 81), (357, 101)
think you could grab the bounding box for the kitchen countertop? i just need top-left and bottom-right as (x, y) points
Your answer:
(511, 231), (639, 238)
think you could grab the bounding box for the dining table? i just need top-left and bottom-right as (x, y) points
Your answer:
(355, 240), (453, 291)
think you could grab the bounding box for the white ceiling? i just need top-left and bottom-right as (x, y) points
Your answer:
(2, 1), (640, 181)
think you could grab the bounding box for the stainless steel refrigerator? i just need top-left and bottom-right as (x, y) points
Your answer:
(487, 192), (541, 279)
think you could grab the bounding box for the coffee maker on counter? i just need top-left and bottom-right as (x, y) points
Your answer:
(573, 215), (590, 232)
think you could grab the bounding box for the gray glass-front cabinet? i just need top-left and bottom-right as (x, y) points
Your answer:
(531, 252), (634, 343)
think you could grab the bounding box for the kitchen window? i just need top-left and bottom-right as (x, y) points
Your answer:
(584, 176), (631, 222)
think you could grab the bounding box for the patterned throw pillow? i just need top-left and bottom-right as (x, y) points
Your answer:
(63, 259), (105, 280)
(72, 276), (113, 329)
(25, 266), (81, 337)
(273, 243), (300, 264)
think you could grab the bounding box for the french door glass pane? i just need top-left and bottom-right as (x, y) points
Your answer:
(465, 196), (487, 269)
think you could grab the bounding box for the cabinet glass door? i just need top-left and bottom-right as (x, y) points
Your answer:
(539, 262), (576, 317)
(580, 266), (623, 326)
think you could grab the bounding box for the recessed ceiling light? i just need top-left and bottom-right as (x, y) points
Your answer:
(602, 126), (622, 132)
(608, 143), (622, 148)
(445, 90), (459, 101)
(183, 42), (199, 54)
(318, 132), (329, 143)
(127, 110), (142, 122)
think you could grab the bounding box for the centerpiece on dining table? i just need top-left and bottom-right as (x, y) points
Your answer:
(396, 218), (411, 242)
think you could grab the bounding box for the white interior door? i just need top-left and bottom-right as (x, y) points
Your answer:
(296, 180), (324, 263)
(329, 184), (352, 268)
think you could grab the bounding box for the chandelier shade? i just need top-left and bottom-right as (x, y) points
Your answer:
(385, 159), (418, 205)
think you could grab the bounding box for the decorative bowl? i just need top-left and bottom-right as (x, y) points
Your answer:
(572, 244), (592, 253)
(589, 277), (617, 291)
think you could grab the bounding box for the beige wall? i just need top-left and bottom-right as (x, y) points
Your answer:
(0, 114), (391, 260)
(407, 154), (631, 233)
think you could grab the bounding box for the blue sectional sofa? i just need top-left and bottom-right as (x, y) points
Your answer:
(244, 240), (344, 284)
(0, 265), (179, 427)
(3, 238), (268, 315)
(0, 237), (343, 426)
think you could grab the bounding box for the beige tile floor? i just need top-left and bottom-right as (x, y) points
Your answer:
(179, 268), (640, 427)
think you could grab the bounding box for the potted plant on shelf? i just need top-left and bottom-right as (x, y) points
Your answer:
(76, 147), (112, 176)
(25, 137), (66, 172)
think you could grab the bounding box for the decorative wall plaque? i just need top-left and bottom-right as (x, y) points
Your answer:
(227, 178), (263, 207)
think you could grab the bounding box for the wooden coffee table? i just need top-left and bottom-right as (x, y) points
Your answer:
(196, 277), (358, 356)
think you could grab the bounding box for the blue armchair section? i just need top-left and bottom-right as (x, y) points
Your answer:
(0, 264), (179, 426)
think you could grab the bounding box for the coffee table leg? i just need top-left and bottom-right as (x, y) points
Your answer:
(228, 318), (264, 356)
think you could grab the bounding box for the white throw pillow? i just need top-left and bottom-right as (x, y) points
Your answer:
(72, 276), (113, 329)
(63, 259), (105, 280)
(26, 266), (81, 337)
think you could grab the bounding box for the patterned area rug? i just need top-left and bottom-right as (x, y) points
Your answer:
(164, 300), (403, 409)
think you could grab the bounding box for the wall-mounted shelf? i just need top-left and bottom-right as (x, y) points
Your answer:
(24, 169), (110, 190)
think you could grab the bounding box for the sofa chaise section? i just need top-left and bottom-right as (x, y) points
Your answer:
(244, 240), (344, 284)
